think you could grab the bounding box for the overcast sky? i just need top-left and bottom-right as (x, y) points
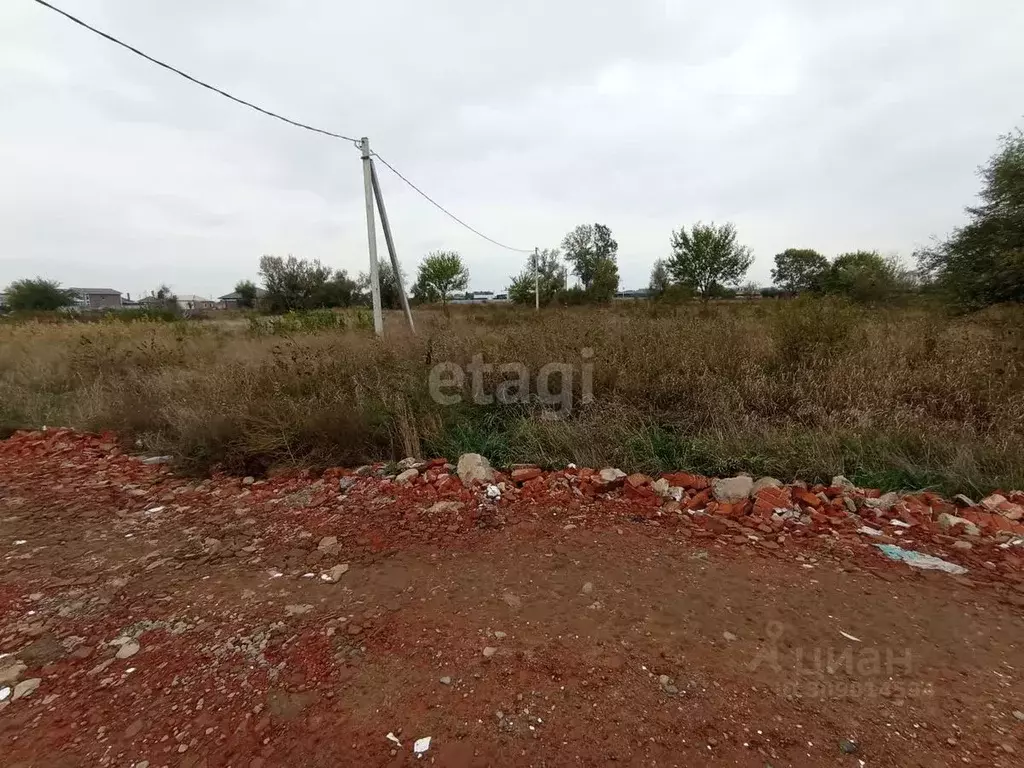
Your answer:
(2, 1), (1022, 298)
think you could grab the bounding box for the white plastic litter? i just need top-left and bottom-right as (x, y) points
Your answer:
(485, 484), (501, 499)
(13, 540), (27, 545)
(889, 520), (912, 528)
(413, 736), (431, 755)
(839, 630), (862, 643)
(567, 463), (577, 470)
(0, 686), (11, 702)
(874, 544), (968, 575)
(857, 526), (883, 536)
(385, 732), (402, 747)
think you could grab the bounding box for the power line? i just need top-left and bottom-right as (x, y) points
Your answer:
(32, 0), (359, 143)
(34, 0), (534, 256)
(372, 152), (534, 254)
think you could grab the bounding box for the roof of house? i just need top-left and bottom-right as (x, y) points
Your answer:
(218, 288), (268, 300)
(69, 287), (121, 295)
(176, 294), (213, 302)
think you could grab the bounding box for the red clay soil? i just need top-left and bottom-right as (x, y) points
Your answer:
(1, 429), (1023, 767)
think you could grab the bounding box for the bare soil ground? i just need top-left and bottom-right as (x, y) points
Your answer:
(2, 430), (1023, 767)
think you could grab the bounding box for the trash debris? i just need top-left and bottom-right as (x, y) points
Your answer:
(999, 537), (1024, 549)
(144, 506), (165, 514)
(0, 686), (10, 702)
(857, 526), (883, 536)
(839, 630), (861, 643)
(413, 736), (431, 755)
(485, 484), (501, 499)
(385, 732), (402, 747)
(13, 540), (27, 545)
(874, 544), (968, 575)
(889, 520), (912, 528)
(567, 463), (577, 470)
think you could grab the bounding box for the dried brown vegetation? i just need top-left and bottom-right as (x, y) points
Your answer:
(1, 299), (1022, 494)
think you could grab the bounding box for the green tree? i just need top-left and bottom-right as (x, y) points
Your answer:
(259, 254), (333, 312)
(589, 256), (620, 301)
(561, 223), (618, 289)
(507, 249), (567, 305)
(771, 248), (829, 293)
(310, 270), (358, 309)
(666, 222), (753, 302)
(234, 280), (258, 309)
(649, 258), (671, 297)
(358, 261), (408, 310)
(823, 251), (902, 302)
(413, 251), (469, 306)
(917, 129), (1024, 307)
(4, 278), (75, 311)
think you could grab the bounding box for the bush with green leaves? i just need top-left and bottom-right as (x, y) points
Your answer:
(4, 278), (76, 312)
(918, 128), (1024, 307)
(666, 222), (753, 302)
(412, 251), (469, 306)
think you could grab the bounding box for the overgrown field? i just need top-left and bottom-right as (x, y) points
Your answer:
(1, 300), (1023, 494)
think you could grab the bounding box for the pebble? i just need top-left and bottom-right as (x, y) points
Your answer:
(952, 541), (973, 551)
(347, 624), (363, 636)
(839, 739), (858, 754)
(1014, 710), (1024, 721)
(116, 640), (141, 659)
(581, 582), (594, 595)
(723, 631), (738, 642)
(12, 678), (41, 700)
(494, 631), (507, 640)
(439, 676), (452, 685)
(321, 564), (349, 583)
(1001, 743), (1016, 755)
(482, 646), (498, 658)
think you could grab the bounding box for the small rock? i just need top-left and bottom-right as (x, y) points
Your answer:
(12, 677), (41, 700)
(831, 475), (857, 492)
(494, 631), (507, 640)
(285, 604), (314, 616)
(141, 455), (173, 465)
(317, 536), (340, 556)
(839, 739), (858, 754)
(125, 718), (145, 738)
(937, 513), (981, 537)
(511, 467), (542, 483)
(242, 476), (256, 486)
(1013, 710), (1024, 721)
(439, 676), (452, 685)
(954, 494), (975, 507)
(116, 640), (140, 659)
(652, 478), (671, 497)
(581, 582), (594, 595)
(502, 592), (522, 609)
(712, 475), (754, 503)
(946, 737), (957, 746)
(347, 624), (363, 636)
(457, 453), (495, 485)
(0, 660), (27, 685)
(722, 631), (737, 642)
(751, 476), (782, 495)
(658, 674), (671, 686)
(980, 493), (1007, 511)
(321, 564), (349, 583)
(395, 468), (419, 484)
(397, 457), (420, 471)
(596, 467), (627, 487)
(482, 646), (498, 658)
(864, 492), (899, 512)
(952, 541), (973, 551)
(338, 477), (357, 492)
(1001, 743), (1016, 755)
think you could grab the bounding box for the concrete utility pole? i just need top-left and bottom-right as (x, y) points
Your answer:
(370, 159), (416, 334)
(360, 137), (384, 336)
(534, 246), (540, 311)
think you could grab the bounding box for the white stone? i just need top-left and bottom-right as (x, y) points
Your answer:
(456, 453), (495, 485)
(712, 475), (754, 503)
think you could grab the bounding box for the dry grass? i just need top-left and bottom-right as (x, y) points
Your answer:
(1, 300), (1023, 494)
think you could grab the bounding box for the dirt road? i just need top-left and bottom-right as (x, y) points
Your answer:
(2, 430), (1022, 767)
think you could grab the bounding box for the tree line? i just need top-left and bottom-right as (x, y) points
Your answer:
(5, 126), (1020, 313)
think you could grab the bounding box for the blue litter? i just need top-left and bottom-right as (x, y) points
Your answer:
(874, 544), (967, 575)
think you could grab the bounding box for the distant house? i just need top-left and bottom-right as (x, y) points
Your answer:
(218, 287), (267, 309)
(69, 287), (122, 309)
(175, 294), (217, 311)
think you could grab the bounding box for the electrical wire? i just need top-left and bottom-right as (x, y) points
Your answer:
(372, 152), (534, 254)
(32, 0), (360, 143)
(34, 0), (535, 255)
